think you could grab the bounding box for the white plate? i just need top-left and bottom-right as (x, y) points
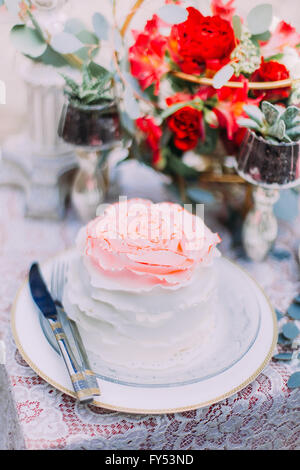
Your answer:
(11, 252), (277, 414)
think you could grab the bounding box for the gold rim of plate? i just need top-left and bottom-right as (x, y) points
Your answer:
(10, 255), (278, 415)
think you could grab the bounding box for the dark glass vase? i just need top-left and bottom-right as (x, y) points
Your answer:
(58, 99), (121, 149)
(58, 99), (121, 222)
(237, 129), (300, 188)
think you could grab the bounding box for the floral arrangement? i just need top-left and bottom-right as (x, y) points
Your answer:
(125, 0), (300, 179)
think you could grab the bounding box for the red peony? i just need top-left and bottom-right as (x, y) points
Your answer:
(169, 7), (236, 74)
(167, 106), (204, 151)
(136, 116), (163, 166)
(251, 59), (291, 102)
(129, 15), (169, 95)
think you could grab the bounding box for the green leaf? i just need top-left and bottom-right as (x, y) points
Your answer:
(61, 74), (80, 95)
(273, 352), (293, 361)
(281, 106), (300, 128)
(10, 24), (47, 58)
(64, 18), (86, 35)
(243, 105), (264, 125)
(286, 126), (300, 140)
(287, 372), (300, 389)
(76, 30), (99, 46)
(167, 153), (198, 178)
(282, 322), (299, 340)
(287, 303), (300, 320)
(261, 101), (280, 126)
(269, 120), (286, 140)
(51, 32), (83, 54)
(251, 31), (271, 42)
(88, 61), (111, 80)
(39, 46), (69, 67)
(247, 4), (273, 36)
(124, 86), (140, 119)
(92, 12), (110, 41)
(157, 4), (188, 24)
(237, 118), (261, 131)
(232, 15), (242, 40)
(212, 64), (234, 90)
(186, 187), (215, 204)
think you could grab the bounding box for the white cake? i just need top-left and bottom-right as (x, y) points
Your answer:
(66, 199), (221, 370)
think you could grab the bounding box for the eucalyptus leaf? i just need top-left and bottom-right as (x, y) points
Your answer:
(51, 32), (83, 54)
(287, 372), (300, 389)
(124, 87), (140, 119)
(212, 64), (234, 90)
(287, 303), (300, 321)
(186, 187), (215, 204)
(113, 28), (123, 53)
(282, 322), (300, 340)
(277, 333), (291, 345)
(294, 295), (300, 304)
(247, 3), (273, 36)
(39, 46), (69, 67)
(251, 31), (271, 42)
(157, 4), (188, 25)
(64, 18), (86, 35)
(121, 111), (135, 135)
(232, 15), (242, 40)
(76, 30), (99, 46)
(273, 352), (293, 361)
(10, 25), (47, 58)
(92, 12), (110, 40)
(275, 308), (285, 320)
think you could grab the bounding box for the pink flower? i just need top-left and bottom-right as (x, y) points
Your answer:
(211, 0), (236, 23)
(84, 199), (221, 287)
(261, 21), (300, 58)
(129, 15), (169, 95)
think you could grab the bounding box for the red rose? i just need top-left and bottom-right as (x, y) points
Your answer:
(169, 7), (236, 74)
(136, 116), (163, 166)
(167, 106), (204, 151)
(251, 59), (291, 102)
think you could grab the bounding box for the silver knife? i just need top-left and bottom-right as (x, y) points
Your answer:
(29, 263), (94, 404)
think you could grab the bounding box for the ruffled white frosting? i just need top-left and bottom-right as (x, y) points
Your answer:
(65, 199), (221, 369)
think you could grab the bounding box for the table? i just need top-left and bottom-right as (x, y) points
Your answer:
(1, 161), (300, 450)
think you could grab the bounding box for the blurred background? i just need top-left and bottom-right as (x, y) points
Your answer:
(0, 0), (299, 143)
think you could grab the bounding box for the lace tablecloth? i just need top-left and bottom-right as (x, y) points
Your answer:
(1, 162), (300, 450)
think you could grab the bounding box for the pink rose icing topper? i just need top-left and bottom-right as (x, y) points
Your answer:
(84, 199), (221, 286)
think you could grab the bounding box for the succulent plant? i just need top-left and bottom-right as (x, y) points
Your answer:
(61, 61), (113, 106)
(238, 101), (300, 143)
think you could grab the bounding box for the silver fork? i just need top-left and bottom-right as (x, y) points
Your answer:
(51, 260), (100, 398)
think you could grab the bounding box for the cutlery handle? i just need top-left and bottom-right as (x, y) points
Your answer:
(57, 306), (101, 397)
(48, 317), (94, 403)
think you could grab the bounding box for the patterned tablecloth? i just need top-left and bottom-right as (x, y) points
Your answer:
(1, 161), (300, 450)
